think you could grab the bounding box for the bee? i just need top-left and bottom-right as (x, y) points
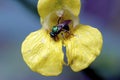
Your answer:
(50, 18), (71, 39)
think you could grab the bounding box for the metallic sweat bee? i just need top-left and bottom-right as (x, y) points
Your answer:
(50, 19), (71, 38)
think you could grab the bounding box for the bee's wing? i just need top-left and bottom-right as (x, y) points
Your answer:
(62, 20), (71, 26)
(57, 20), (71, 28)
(64, 25), (103, 72)
(21, 29), (64, 76)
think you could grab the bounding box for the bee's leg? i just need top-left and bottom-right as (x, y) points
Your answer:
(57, 17), (62, 24)
(61, 32), (65, 39)
(62, 29), (74, 36)
(67, 31), (75, 37)
(54, 36), (59, 41)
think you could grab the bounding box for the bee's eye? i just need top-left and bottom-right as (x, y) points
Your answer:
(50, 32), (55, 37)
(52, 26), (58, 33)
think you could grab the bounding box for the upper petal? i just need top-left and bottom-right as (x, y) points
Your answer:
(21, 29), (64, 76)
(64, 24), (103, 72)
(63, 0), (80, 16)
(37, 0), (81, 19)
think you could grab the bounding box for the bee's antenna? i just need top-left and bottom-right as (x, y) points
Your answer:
(56, 10), (64, 24)
(57, 17), (62, 24)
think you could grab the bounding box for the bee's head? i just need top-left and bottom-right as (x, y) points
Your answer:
(50, 26), (58, 37)
(52, 26), (58, 33)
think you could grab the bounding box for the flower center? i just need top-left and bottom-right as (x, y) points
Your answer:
(42, 9), (79, 31)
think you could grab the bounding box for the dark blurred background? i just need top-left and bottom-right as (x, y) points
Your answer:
(0, 0), (120, 80)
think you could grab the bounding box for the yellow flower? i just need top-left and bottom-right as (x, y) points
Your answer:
(21, 0), (103, 76)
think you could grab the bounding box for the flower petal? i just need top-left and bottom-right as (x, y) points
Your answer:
(21, 29), (64, 76)
(37, 0), (80, 19)
(63, 0), (80, 16)
(64, 24), (103, 72)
